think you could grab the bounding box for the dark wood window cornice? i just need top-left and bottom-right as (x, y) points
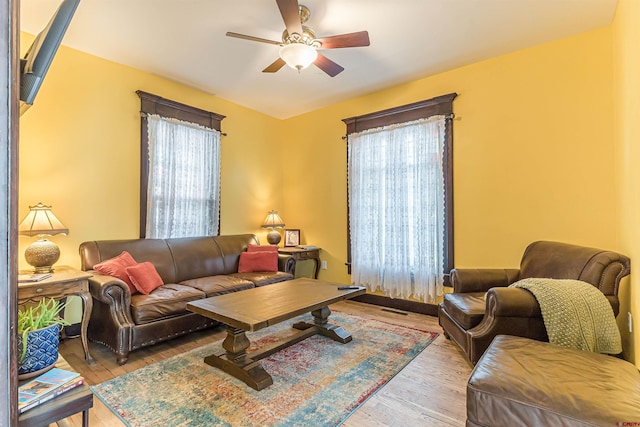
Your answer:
(342, 93), (457, 134)
(137, 91), (225, 238)
(342, 93), (457, 284)
(137, 90), (225, 130)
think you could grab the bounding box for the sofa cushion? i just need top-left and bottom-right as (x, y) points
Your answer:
(126, 262), (164, 295)
(467, 335), (640, 427)
(180, 275), (254, 297)
(238, 251), (278, 273)
(93, 251), (138, 294)
(232, 271), (294, 287)
(129, 284), (206, 324)
(442, 292), (486, 330)
(165, 236), (225, 283)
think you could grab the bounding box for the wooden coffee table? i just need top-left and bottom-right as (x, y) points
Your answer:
(187, 278), (365, 390)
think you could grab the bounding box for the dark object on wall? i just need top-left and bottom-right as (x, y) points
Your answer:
(19, 0), (80, 112)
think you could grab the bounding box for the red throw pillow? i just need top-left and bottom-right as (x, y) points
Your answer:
(125, 262), (164, 295)
(93, 251), (138, 294)
(238, 251), (278, 273)
(247, 244), (279, 252)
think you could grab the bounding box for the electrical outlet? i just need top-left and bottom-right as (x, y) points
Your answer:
(629, 312), (633, 333)
(321, 260), (327, 270)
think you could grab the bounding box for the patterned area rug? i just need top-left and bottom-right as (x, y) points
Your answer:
(91, 311), (438, 427)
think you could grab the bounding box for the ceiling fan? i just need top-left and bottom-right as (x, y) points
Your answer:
(226, 0), (370, 77)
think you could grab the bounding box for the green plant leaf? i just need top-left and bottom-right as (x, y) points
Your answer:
(17, 298), (70, 363)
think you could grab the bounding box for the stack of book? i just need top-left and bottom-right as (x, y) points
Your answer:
(18, 368), (85, 414)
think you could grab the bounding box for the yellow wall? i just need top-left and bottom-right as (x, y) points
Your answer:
(282, 26), (616, 284)
(613, 0), (640, 367)
(20, 21), (636, 362)
(18, 34), (286, 272)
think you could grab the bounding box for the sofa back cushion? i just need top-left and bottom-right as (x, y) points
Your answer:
(210, 234), (260, 275)
(79, 234), (261, 285)
(165, 236), (225, 282)
(519, 241), (631, 299)
(80, 239), (178, 283)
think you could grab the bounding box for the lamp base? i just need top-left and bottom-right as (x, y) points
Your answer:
(266, 229), (282, 245)
(24, 238), (60, 273)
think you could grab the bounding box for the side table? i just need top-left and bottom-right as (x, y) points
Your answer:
(278, 247), (321, 279)
(18, 356), (93, 427)
(18, 266), (94, 364)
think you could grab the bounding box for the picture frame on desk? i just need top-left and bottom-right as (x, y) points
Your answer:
(284, 229), (300, 247)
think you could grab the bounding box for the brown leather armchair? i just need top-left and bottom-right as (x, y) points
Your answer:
(438, 241), (630, 365)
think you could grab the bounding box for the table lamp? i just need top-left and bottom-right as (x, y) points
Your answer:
(262, 210), (285, 245)
(18, 202), (69, 273)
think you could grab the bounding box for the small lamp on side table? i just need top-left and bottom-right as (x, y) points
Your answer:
(262, 210), (285, 245)
(18, 202), (69, 273)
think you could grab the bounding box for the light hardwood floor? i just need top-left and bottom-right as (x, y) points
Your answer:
(55, 300), (472, 426)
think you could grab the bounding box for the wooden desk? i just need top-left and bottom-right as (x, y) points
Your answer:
(278, 247), (321, 279)
(18, 357), (93, 427)
(18, 266), (94, 364)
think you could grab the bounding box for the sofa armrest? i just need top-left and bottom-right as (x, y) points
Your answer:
(278, 254), (295, 275)
(87, 271), (135, 326)
(485, 287), (542, 317)
(465, 286), (546, 364)
(450, 268), (520, 293)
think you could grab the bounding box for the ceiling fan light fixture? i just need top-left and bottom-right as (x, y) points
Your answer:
(279, 43), (318, 71)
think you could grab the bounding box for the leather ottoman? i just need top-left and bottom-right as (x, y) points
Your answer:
(467, 335), (640, 427)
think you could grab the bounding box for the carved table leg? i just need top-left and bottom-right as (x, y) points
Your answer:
(203, 325), (273, 390)
(77, 291), (95, 365)
(221, 326), (250, 362)
(293, 306), (353, 343)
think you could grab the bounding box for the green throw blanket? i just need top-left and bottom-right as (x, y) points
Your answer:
(509, 278), (622, 354)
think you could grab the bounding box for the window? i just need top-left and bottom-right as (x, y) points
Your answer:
(137, 91), (225, 238)
(343, 93), (456, 303)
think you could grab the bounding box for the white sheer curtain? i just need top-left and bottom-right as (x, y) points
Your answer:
(146, 114), (221, 238)
(348, 115), (446, 303)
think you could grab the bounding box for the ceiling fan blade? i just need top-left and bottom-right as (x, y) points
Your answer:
(314, 54), (344, 77)
(226, 32), (282, 45)
(276, 0), (303, 36)
(263, 58), (287, 73)
(317, 31), (370, 49)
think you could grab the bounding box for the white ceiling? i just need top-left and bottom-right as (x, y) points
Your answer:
(20, 0), (618, 119)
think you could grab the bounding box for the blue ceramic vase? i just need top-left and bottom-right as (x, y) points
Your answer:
(17, 323), (60, 376)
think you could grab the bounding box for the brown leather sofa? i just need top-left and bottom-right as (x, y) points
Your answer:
(79, 234), (294, 364)
(438, 241), (630, 365)
(467, 335), (640, 426)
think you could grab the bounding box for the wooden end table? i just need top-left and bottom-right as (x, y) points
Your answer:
(18, 266), (94, 364)
(187, 278), (365, 390)
(278, 247), (321, 278)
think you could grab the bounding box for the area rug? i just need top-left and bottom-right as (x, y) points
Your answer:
(91, 311), (438, 427)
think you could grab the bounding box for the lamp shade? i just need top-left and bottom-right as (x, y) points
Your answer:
(279, 43), (318, 71)
(262, 210), (285, 229)
(18, 202), (68, 237)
